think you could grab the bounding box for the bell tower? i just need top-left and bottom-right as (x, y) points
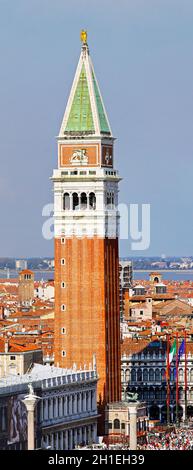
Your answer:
(52, 32), (121, 405)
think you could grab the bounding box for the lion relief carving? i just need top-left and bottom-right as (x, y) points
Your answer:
(70, 149), (88, 165)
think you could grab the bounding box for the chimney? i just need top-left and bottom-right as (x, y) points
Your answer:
(5, 339), (9, 353)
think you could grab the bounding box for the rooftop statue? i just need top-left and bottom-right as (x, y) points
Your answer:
(80, 30), (87, 44)
(126, 391), (138, 402)
(28, 383), (34, 396)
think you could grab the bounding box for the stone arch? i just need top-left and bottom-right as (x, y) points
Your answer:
(63, 192), (70, 210)
(114, 419), (120, 430)
(80, 192), (87, 209)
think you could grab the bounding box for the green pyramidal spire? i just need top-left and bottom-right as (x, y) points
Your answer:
(65, 64), (94, 133)
(59, 38), (112, 138)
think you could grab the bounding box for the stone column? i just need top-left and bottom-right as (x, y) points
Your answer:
(64, 396), (67, 416)
(22, 395), (39, 450)
(79, 427), (82, 445)
(55, 397), (59, 418)
(74, 394), (77, 414)
(78, 393), (81, 413)
(128, 403), (138, 451)
(69, 429), (73, 449)
(64, 430), (68, 450)
(55, 432), (59, 450)
(70, 395), (73, 415)
(45, 398), (49, 420)
(59, 397), (63, 418)
(40, 400), (43, 422)
(83, 392), (86, 412)
(60, 431), (64, 450)
(82, 426), (86, 445)
(50, 397), (53, 419)
(88, 391), (91, 411)
(74, 428), (77, 448)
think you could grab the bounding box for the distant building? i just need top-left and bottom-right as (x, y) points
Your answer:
(154, 283), (167, 295)
(149, 272), (162, 284)
(119, 260), (133, 289)
(34, 282), (54, 301)
(0, 363), (98, 450)
(119, 260), (133, 321)
(0, 337), (43, 377)
(121, 339), (193, 423)
(18, 270), (34, 307)
(133, 284), (146, 296)
(15, 260), (27, 271)
(130, 298), (152, 321)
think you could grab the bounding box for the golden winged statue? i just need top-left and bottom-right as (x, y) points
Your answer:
(80, 30), (87, 44)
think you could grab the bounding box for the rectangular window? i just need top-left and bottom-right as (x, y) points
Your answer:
(62, 351), (66, 357)
(10, 356), (16, 360)
(61, 258), (66, 265)
(61, 238), (65, 244)
(61, 282), (66, 288)
(89, 171), (96, 175)
(61, 171), (68, 176)
(80, 171), (87, 175)
(61, 327), (66, 335)
(61, 305), (66, 312)
(140, 310), (143, 315)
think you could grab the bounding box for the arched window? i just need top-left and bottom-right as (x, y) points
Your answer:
(143, 388), (148, 400)
(137, 369), (142, 382)
(190, 388), (193, 400)
(179, 368), (184, 383)
(106, 193), (111, 206)
(63, 192), (70, 210)
(149, 387), (154, 399)
(89, 192), (96, 210)
(72, 193), (79, 210)
(155, 388), (161, 400)
(80, 192), (87, 210)
(114, 419), (120, 430)
(131, 369), (136, 383)
(125, 369), (130, 381)
(121, 370), (125, 382)
(190, 369), (193, 382)
(155, 368), (160, 381)
(149, 369), (154, 381)
(143, 369), (148, 382)
(179, 387), (183, 400)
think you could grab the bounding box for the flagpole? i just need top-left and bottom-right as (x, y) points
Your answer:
(175, 332), (179, 427)
(166, 334), (170, 427)
(184, 330), (188, 425)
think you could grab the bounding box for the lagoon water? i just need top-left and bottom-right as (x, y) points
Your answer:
(133, 270), (193, 282)
(1, 269), (193, 283)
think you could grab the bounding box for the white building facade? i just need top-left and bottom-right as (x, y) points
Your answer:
(0, 364), (98, 450)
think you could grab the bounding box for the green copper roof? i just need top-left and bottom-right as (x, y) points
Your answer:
(92, 71), (110, 134)
(65, 64), (94, 133)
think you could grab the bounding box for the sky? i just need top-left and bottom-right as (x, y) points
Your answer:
(0, 0), (193, 258)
